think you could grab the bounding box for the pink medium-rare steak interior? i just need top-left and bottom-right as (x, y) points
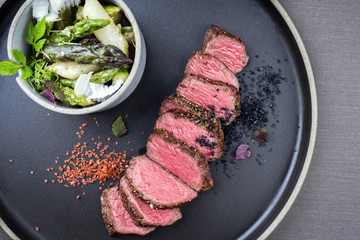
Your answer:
(159, 94), (214, 120)
(203, 24), (249, 74)
(119, 177), (182, 227)
(185, 51), (239, 89)
(147, 129), (213, 192)
(155, 110), (224, 160)
(100, 187), (155, 236)
(126, 155), (197, 208)
(177, 75), (240, 125)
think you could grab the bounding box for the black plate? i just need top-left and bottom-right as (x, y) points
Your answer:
(0, 0), (316, 239)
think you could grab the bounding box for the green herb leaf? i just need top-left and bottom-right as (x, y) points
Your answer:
(33, 16), (47, 42)
(11, 49), (27, 65)
(112, 116), (127, 137)
(34, 39), (47, 52)
(21, 65), (33, 80)
(25, 21), (34, 44)
(0, 61), (23, 75)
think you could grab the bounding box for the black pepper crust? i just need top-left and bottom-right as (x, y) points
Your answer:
(119, 179), (151, 227)
(160, 93), (215, 120)
(159, 109), (224, 160)
(100, 188), (120, 236)
(147, 129), (213, 192)
(177, 74), (241, 126)
(202, 24), (246, 52)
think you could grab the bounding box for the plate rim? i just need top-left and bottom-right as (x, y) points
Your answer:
(0, 0), (318, 239)
(257, 0), (318, 239)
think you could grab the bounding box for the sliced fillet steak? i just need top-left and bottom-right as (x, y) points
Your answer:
(155, 109), (224, 161)
(185, 51), (239, 89)
(147, 129), (213, 192)
(177, 74), (241, 125)
(100, 186), (155, 236)
(159, 93), (214, 120)
(126, 155), (197, 209)
(202, 24), (249, 74)
(119, 177), (182, 227)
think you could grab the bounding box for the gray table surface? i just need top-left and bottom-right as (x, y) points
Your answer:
(1, 0), (360, 239)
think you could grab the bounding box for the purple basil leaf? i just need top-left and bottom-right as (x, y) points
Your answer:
(40, 89), (56, 106)
(44, 80), (65, 102)
(235, 144), (251, 160)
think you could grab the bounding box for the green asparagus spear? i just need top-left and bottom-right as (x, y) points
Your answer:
(113, 69), (129, 83)
(90, 68), (119, 84)
(59, 78), (76, 88)
(61, 86), (94, 106)
(103, 5), (123, 24)
(48, 19), (111, 43)
(121, 26), (135, 46)
(76, 5), (123, 23)
(43, 43), (132, 68)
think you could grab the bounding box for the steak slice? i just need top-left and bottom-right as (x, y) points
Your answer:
(202, 24), (249, 74)
(185, 51), (239, 89)
(126, 155), (197, 209)
(177, 74), (241, 125)
(119, 177), (182, 227)
(100, 186), (155, 236)
(147, 129), (213, 192)
(159, 93), (214, 120)
(155, 109), (224, 161)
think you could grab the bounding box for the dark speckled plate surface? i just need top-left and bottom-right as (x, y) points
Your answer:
(0, 0), (316, 239)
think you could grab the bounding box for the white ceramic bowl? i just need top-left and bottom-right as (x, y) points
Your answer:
(7, 0), (146, 115)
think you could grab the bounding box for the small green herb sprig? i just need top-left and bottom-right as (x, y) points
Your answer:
(0, 16), (47, 79)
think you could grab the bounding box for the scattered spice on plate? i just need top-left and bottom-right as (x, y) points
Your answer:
(35, 227), (40, 231)
(30, 171), (34, 175)
(46, 121), (129, 196)
(9, 159), (13, 163)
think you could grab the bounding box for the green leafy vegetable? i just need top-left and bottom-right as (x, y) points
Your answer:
(0, 50), (33, 79)
(21, 66), (33, 80)
(33, 16), (46, 43)
(11, 49), (27, 65)
(25, 21), (35, 45)
(0, 61), (23, 76)
(112, 115), (127, 137)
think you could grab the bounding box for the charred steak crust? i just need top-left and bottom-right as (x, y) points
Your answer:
(101, 189), (118, 236)
(202, 24), (249, 74)
(119, 182), (144, 227)
(148, 129), (214, 192)
(185, 51), (239, 89)
(119, 176), (182, 227)
(125, 176), (193, 209)
(177, 74), (241, 125)
(160, 93), (215, 120)
(202, 24), (245, 49)
(155, 109), (224, 160)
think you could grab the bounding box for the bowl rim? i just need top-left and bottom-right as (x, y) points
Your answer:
(7, 0), (144, 115)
